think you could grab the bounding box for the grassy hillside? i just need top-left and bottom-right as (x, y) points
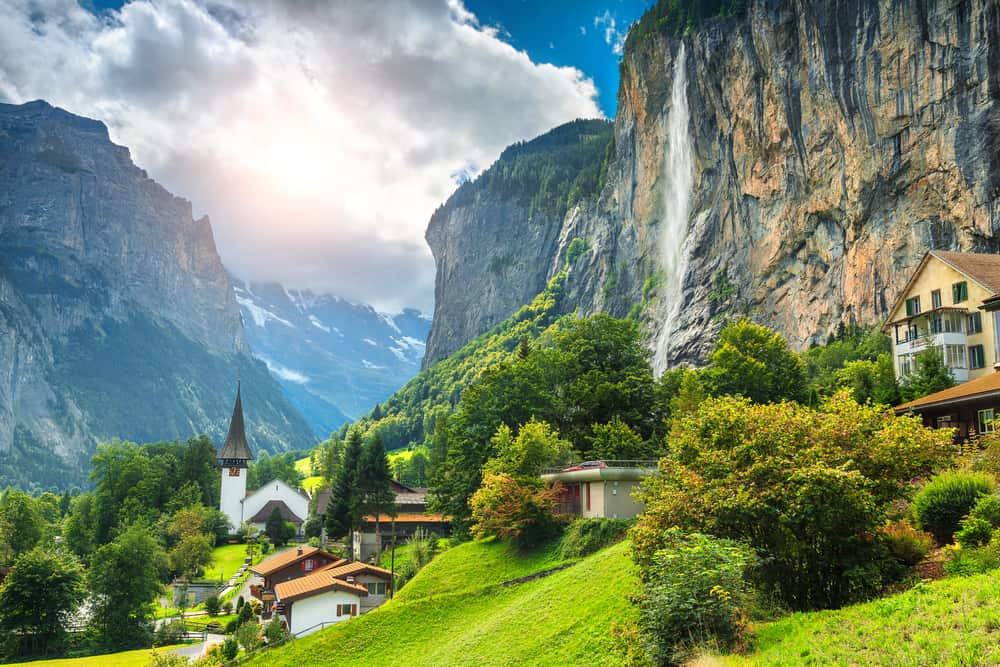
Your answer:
(8, 646), (184, 667)
(249, 540), (636, 666)
(714, 571), (1000, 665)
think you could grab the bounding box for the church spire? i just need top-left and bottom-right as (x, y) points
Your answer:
(218, 382), (254, 462)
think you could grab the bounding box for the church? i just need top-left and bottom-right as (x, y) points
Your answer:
(217, 384), (309, 535)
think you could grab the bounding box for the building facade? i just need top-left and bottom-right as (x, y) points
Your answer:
(884, 251), (1000, 384)
(541, 461), (658, 520)
(218, 384), (254, 532)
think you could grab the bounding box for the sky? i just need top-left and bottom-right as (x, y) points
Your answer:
(0, 0), (653, 313)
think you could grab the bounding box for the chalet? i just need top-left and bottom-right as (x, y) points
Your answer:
(242, 481), (309, 535)
(883, 251), (1000, 384)
(541, 460), (658, 519)
(249, 545), (345, 617)
(895, 371), (1000, 440)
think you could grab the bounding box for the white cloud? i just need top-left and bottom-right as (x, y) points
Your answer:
(579, 25), (587, 36)
(594, 10), (625, 56)
(0, 0), (603, 312)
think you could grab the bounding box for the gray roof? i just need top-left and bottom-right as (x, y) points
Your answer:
(218, 384), (254, 461)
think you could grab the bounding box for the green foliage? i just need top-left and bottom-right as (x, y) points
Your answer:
(483, 420), (574, 478)
(470, 474), (564, 550)
(0, 546), (86, 659)
(221, 637), (239, 661)
(203, 594), (221, 617)
(264, 618), (291, 645)
(565, 237), (590, 265)
(913, 471), (994, 544)
(560, 518), (631, 560)
(325, 429), (364, 543)
(970, 494), (1000, 528)
(235, 619), (263, 653)
(943, 532), (1000, 576)
(167, 533), (213, 578)
(247, 450), (306, 491)
(264, 507), (292, 548)
(704, 319), (807, 404)
(878, 520), (933, 568)
(0, 488), (42, 565)
(359, 434), (396, 528)
(389, 448), (430, 487)
(89, 522), (168, 650)
(624, 0), (749, 52)
(386, 527), (438, 589)
(899, 346), (955, 403)
(634, 393), (954, 610)
(152, 620), (186, 648)
(956, 516), (994, 549)
(588, 417), (652, 461)
(635, 529), (756, 666)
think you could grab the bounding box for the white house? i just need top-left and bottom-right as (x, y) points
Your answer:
(273, 573), (368, 636)
(242, 479), (310, 534)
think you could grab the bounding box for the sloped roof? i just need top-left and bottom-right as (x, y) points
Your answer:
(931, 251), (1000, 294)
(251, 545), (344, 576)
(363, 513), (447, 524)
(218, 384), (254, 461)
(895, 372), (1000, 412)
(249, 499), (304, 524)
(312, 489), (333, 515)
(323, 560), (394, 581)
(274, 572), (369, 603)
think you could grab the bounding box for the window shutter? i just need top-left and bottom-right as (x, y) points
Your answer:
(352, 604), (357, 617)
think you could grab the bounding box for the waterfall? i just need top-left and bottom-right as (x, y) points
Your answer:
(651, 42), (693, 376)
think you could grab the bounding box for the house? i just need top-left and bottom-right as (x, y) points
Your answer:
(894, 370), (1000, 440)
(883, 251), (1000, 384)
(216, 384), (309, 533)
(249, 545), (345, 617)
(541, 460), (658, 519)
(270, 560), (395, 636)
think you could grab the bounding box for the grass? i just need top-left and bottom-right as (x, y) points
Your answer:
(7, 646), (185, 667)
(203, 543), (255, 582)
(247, 540), (636, 666)
(393, 536), (569, 602)
(713, 570), (1000, 665)
(294, 456), (312, 476)
(183, 613), (238, 630)
(301, 475), (324, 494)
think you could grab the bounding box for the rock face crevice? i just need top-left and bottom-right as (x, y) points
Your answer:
(0, 101), (313, 489)
(424, 0), (1000, 368)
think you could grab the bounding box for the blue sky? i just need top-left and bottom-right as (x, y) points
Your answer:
(466, 0), (654, 116)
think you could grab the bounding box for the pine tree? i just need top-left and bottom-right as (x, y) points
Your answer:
(325, 429), (364, 557)
(359, 434), (396, 561)
(265, 506), (287, 547)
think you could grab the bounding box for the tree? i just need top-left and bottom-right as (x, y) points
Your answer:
(900, 346), (955, 402)
(470, 474), (563, 549)
(359, 434), (396, 562)
(168, 533), (214, 579)
(0, 489), (42, 565)
(88, 522), (168, 650)
(63, 493), (97, 560)
(484, 420), (575, 477)
(265, 506), (290, 547)
(0, 546), (86, 658)
(235, 619), (262, 653)
(325, 429), (365, 555)
(704, 319), (807, 404)
(833, 355), (899, 405)
(588, 417), (650, 461)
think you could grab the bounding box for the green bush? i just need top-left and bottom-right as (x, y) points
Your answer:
(944, 533), (1000, 576)
(879, 519), (933, 567)
(264, 618), (290, 645)
(560, 518), (632, 559)
(224, 618), (239, 634)
(153, 620), (186, 647)
(914, 471), (995, 543)
(956, 516), (994, 548)
(203, 594), (221, 617)
(221, 636), (239, 661)
(635, 529), (756, 666)
(970, 494), (1000, 528)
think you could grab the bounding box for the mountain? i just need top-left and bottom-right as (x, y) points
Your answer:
(232, 278), (431, 436)
(0, 100), (315, 491)
(424, 0), (1000, 372)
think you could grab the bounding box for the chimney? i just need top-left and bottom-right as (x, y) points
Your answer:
(297, 546), (303, 556)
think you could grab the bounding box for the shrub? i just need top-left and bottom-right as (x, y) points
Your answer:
(235, 596), (244, 613)
(224, 618), (239, 634)
(914, 471), (995, 543)
(635, 529), (756, 666)
(234, 620), (262, 653)
(970, 494), (1000, 528)
(222, 601), (233, 615)
(944, 533), (1000, 576)
(560, 518), (632, 559)
(248, 598), (262, 616)
(470, 473), (564, 549)
(879, 519), (933, 567)
(220, 637), (239, 661)
(203, 594), (221, 617)
(153, 620), (186, 647)
(956, 516), (994, 548)
(264, 618), (290, 645)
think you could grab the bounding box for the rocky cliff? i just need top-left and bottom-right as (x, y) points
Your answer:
(0, 101), (314, 490)
(424, 0), (1000, 369)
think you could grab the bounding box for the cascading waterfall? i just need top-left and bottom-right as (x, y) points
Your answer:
(651, 42), (693, 376)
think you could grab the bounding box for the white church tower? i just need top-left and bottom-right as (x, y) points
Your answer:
(218, 383), (254, 533)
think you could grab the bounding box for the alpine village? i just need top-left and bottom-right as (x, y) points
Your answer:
(2, 1), (1000, 666)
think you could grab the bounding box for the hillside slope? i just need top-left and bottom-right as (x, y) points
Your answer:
(250, 540), (636, 667)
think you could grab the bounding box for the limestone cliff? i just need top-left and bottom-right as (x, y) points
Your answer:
(0, 101), (314, 490)
(424, 0), (1000, 369)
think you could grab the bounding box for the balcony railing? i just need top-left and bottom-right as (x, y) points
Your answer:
(541, 460), (659, 475)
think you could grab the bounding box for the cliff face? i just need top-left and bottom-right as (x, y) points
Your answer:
(424, 0), (1000, 369)
(0, 101), (314, 490)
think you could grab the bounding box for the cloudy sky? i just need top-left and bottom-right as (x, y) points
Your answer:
(0, 0), (652, 313)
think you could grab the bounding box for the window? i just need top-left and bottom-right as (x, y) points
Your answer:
(969, 312), (983, 334)
(898, 353), (914, 376)
(944, 312), (964, 333)
(944, 344), (967, 369)
(336, 603), (358, 617)
(366, 582), (387, 596)
(970, 345), (986, 370)
(304, 559), (314, 572)
(930, 316), (943, 334)
(953, 281), (968, 304)
(908, 324), (919, 341)
(979, 409), (996, 434)
(931, 289), (942, 308)
(905, 296), (921, 316)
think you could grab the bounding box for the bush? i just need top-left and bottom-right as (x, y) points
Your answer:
(264, 618), (290, 645)
(879, 519), (933, 567)
(944, 533), (1000, 576)
(153, 620), (186, 647)
(469, 473), (564, 549)
(956, 516), (994, 548)
(224, 618), (239, 634)
(222, 601), (233, 615)
(234, 620), (262, 653)
(970, 494), (1000, 528)
(235, 596), (244, 613)
(248, 598), (262, 616)
(914, 471), (995, 543)
(635, 529), (756, 666)
(220, 636), (239, 661)
(203, 594), (221, 617)
(560, 518), (632, 559)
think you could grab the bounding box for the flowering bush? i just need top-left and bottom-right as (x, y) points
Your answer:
(469, 473), (563, 549)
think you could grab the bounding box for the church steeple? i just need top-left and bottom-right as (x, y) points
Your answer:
(218, 382), (254, 463)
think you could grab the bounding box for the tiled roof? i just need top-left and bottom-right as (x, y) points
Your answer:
(931, 251), (1000, 294)
(363, 513), (448, 524)
(249, 499), (304, 524)
(251, 545), (342, 576)
(274, 572), (369, 603)
(895, 372), (1000, 412)
(324, 560), (394, 580)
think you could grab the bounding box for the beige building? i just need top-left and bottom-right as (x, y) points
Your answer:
(885, 251), (1000, 384)
(541, 461), (657, 520)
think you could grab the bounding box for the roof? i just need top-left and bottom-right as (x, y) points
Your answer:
(323, 560), (394, 580)
(249, 499), (304, 524)
(390, 480), (419, 493)
(274, 572), (369, 603)
(251, 545), (344, 576)
(363, 513), (448, 524)
(931, 251), (1000, 294)
(312, 489), (332, 515)
(895, 372), (1000, 412)
(217, 384), (254, 461)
